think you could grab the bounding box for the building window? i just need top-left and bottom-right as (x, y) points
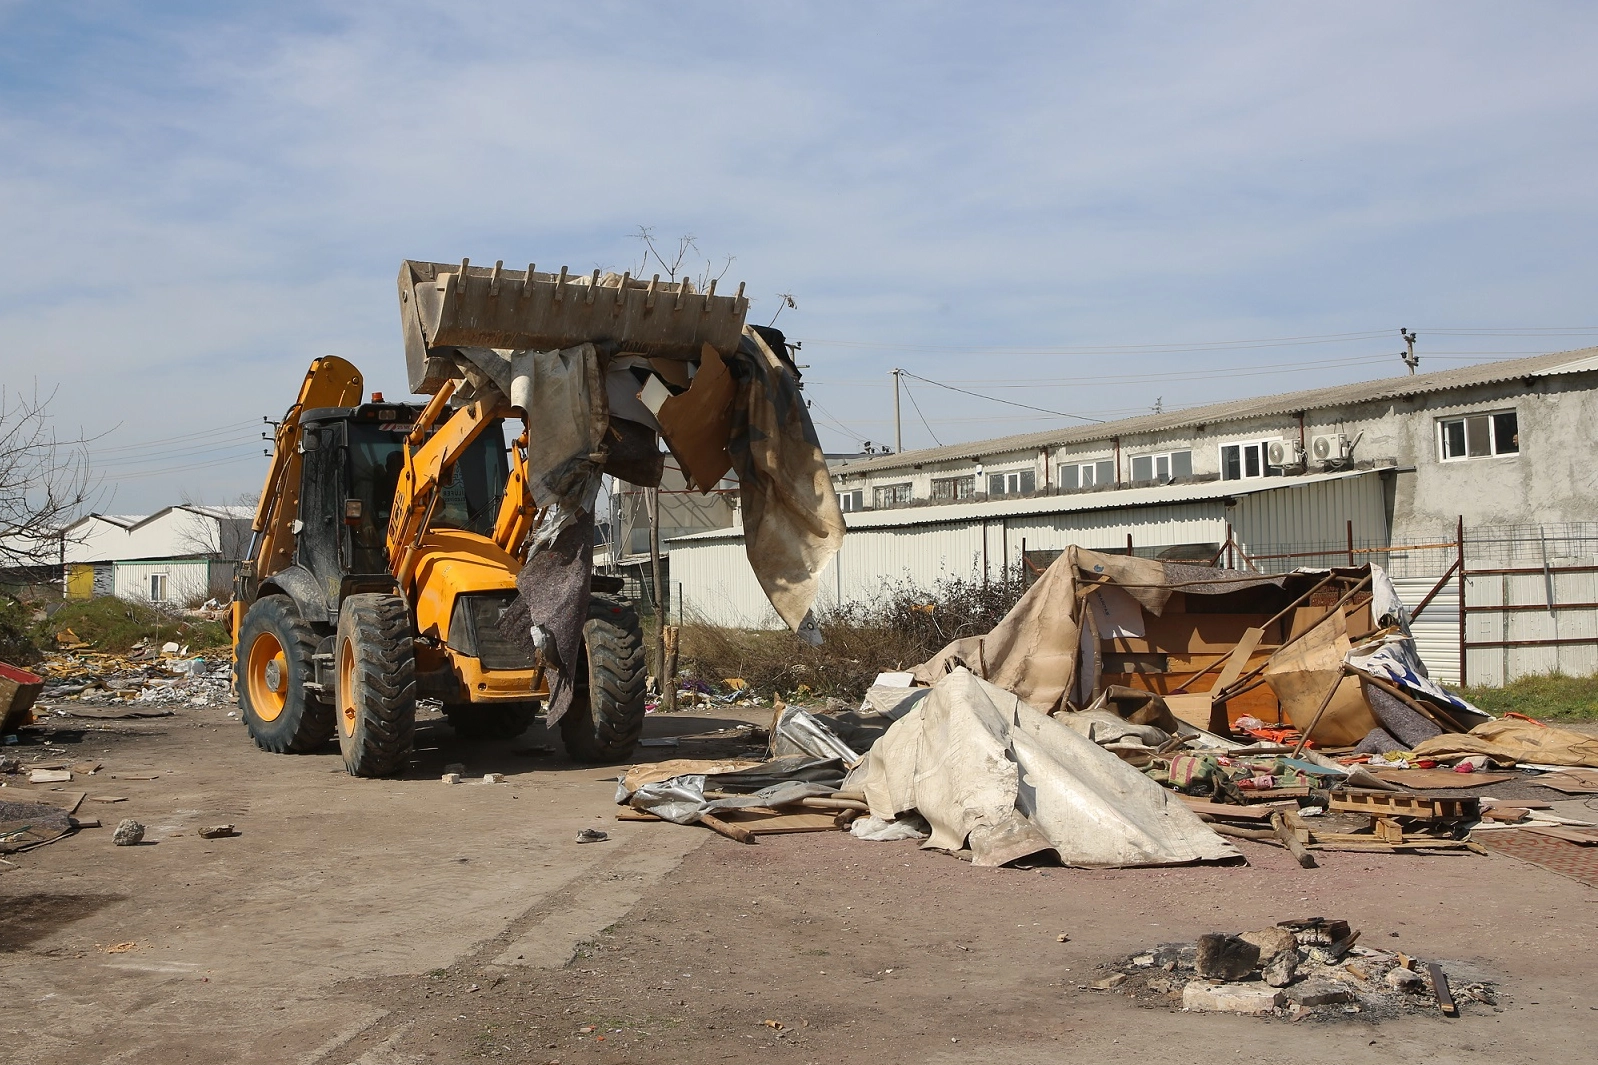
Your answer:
(987, 470), (1037, 497)
(1220, 440), (1281, 481)
(872, 483), (913, 508)
(838, 489), (863, 513)
(1129, 449), (1192, 483)
(931, 475), (975, 502)
(1059, 459), (1115, 490)
(150, 574), (168, 602)
(1439, 410), (1518, 461)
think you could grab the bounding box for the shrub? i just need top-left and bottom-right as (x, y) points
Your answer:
(676, 573), (1025, 700)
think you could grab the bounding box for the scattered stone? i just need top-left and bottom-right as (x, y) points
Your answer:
(1056, 933), (1070, 943)
(1241, 927), (1299, 962)
(482, 773), (505, 784)
(1090, 973), (1127, 990)
(1195, 933), (1261, 982)
(1131, 953), (1156, 967)
(1146, 976), (1176, 994)
(1385, 967), (1426, 992)
(1263, 949), (1300, 988)
(1182, 981), (1285, 1014)
(198, 824), (237, 839)
(112, 819), (145, 846)
(1288, 982), (1355, 1007)
(441, 773), (461, 784)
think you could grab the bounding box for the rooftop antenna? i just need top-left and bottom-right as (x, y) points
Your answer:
(1400, 327), (1419, 375)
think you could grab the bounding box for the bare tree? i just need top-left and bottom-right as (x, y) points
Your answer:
(0, 385), (97, 570)
(632, 225), (736, 291)
(176, 491), (260, 560)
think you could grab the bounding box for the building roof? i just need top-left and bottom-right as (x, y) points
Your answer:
(670, 466), (1384, 543)
(829, 347), (1598, 476)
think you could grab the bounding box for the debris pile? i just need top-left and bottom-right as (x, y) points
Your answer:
(29, 647), (234, 716)
(1094, 919), (1497, 1019)
(618, 547), (1598, 870)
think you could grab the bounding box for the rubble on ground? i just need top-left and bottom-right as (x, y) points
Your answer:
(1091, 919), (1499, 1020)
(616, 548), (1598, 868)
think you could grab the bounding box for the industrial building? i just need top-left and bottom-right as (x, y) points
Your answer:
(668, 349), (1598, 686)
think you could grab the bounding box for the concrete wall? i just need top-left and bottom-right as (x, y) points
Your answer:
(829, 370), (1598, 550)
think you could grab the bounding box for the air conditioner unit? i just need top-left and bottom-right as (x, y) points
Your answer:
(1311, 433), (1348, 462)
(1266, 439), (1289, 467)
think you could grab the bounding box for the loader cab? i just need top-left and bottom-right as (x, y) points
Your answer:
(298, 403), (510, 581)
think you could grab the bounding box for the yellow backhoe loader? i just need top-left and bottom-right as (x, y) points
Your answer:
(231, 260), (750, 775)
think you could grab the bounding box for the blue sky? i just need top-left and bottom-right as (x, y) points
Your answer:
(3, 2), (1597, 510)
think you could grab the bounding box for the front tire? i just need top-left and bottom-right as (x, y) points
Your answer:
(334, 594), (417, 777)
(236, 596), (332, 753)
(559, 596), (647, 763)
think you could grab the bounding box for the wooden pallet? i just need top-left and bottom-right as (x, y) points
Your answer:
(1327, 789), (1479, 821)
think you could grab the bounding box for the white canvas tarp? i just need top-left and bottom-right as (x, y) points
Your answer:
(845, 668), (1239, 868)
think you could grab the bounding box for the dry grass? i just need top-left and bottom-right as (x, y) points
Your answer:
(677, 575), (1025, 699)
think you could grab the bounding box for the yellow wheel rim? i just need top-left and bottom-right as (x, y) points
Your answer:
(246, 632), (290, 723)
(338, 636), (358, 738)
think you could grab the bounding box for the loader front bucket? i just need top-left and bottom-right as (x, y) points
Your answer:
(398, 259), (749, 395)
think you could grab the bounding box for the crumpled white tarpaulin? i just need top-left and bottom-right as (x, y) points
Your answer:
(844, 668), (1239, 868)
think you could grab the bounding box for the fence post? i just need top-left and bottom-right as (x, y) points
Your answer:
(1346, 519), (1355, 567)
(1457, 515), (1467, 687)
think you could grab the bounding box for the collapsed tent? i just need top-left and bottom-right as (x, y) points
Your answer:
(845, 668), (1240, 868)
(912, 546), (1486, 752)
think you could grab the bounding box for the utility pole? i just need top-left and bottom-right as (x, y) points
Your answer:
(1400, 328), (1419, 375)
(891, 368), (902, 453)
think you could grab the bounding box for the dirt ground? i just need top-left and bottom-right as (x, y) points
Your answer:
(3, 699), (1597, 1065)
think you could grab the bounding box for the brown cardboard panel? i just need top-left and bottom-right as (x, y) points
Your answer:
(656, 343), (736, 491)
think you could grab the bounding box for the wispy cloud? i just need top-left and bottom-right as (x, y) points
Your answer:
(2, 2), (1597, 504)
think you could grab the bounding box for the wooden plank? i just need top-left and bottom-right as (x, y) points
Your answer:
(1373, 769), (1516, 790)
(1213, 627), (1265, 693)
(1519, 824), (1598, 845)
(719, 810), (840, 835)
(1428, 963), (1459, 1017)
(1272, 812), (1317, 868)
(1178, 796), (1296, 821)
(699, 813), (757, 844)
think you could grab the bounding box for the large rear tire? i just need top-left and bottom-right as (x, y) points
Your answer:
(559, 596), (647, 763)
(236, 596), (333, 753)
(334, 594), (417, 777)
(445, 700), (538, 740)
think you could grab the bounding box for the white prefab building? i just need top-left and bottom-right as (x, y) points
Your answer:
(668, 350), (1598, 687)
(60, 505), (253, 604)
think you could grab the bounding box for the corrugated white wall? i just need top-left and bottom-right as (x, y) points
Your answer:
(1392, 573), (1462, 686)
(1464, 560), (1598, 686)
(1232, 472), (1389, 567)
(113, 560), (211, 606)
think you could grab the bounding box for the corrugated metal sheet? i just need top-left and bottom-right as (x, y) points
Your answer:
(1463, 558), (1598, 685)
(1392, 573), (1461, 687)
(673, 474), (1383, 630)
(1233, 472), (1389, 571)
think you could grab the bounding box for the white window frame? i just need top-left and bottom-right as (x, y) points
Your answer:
(1437, 409), (1519, 462)
(838, 489), (864, 513)
(1059, 457), (1115, 491)
(150, 573), (168, 602)
(987, 469), (1037, 497)
(1219, 439), (1279, 481)
(1129, 449), (1192, 483)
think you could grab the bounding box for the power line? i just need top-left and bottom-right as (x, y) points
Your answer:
(900, 379), (943, 447)
(897, 370), (1105, 424)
